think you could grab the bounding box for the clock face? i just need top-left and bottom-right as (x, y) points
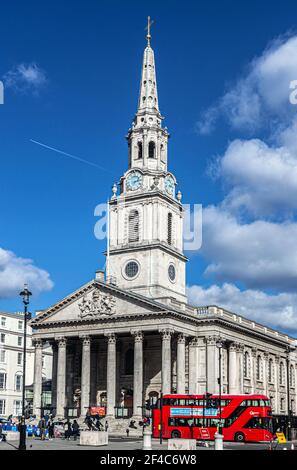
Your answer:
(126, 171), (143, 191)
(165, 175), (175, 196)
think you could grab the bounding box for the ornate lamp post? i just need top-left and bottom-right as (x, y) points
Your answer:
(18, 284), (32, 451)
(216, 338), (224, 435)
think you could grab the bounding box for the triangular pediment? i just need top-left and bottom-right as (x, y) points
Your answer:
(31, 279), (167, 326)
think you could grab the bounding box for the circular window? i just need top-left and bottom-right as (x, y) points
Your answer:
(125, 261), (139, 279)
(168, 264), (176, 282)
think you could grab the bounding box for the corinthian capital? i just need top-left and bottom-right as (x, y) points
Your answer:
(131, 330), (144, 343)
(81, 335), (91, 347)
(105, 332), (117, 344)
(159, 329), (174, 340)
(177, 333), (186, 344)
(33, 338), (43, 349)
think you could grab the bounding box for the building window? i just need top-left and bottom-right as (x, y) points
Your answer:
(0, 350), (5, 363)
(18, 336), (22, 347)
(243, 352), (249, 378)
(1, 317), (6, 327)
(18, 320), (23, 330)
(167, 213), (173, 245)
(0, 399), (6, 415)
(125, 261), (139, 279)
(148, 141), (156, 158)
(15, 374), (22, 392)
(268, 359), (273, 383)
(125, 349), (134, 375)
(256, 355), (262, 381)
(128, 210), (139, 242)
(13, 400), (22, 416)
(0, 333), (5, 344)
(280, 397), (285, 411)
(138, 142), (143, 159)
(0, 373), (7, 390)
(17, 352), (23, 366)
(279, 362), (284, 385)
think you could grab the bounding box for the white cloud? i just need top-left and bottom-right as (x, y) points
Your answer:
(197, 35), (297, 133)
(200, 206), (297, 291)
(187, 283), (297, 334)
(3, 63), (47, 95)
(216, 135), (297, 217)
(0, 247), (53, 298)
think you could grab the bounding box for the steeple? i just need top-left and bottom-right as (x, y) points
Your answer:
(127, 17), (169, 172)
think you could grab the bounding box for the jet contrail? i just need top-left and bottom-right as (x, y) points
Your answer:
(30, 139), (112, 174)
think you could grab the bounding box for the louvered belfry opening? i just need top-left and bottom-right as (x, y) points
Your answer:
(138, 141), (143, 159)
(129, 209), (140, 242)
(167, 212), (173, 245)
(148, 141), (155, 158)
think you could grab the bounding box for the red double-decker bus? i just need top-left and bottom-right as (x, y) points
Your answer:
(152, 394), (273, 442)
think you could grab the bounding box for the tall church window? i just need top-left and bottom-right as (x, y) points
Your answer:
(290, 364), (294, 387)
(128, 210), (139, 242)
(243, 351), (249, 378)
(148, 141), (156, 158)
(268, 359), (273, 383)
(256, 355), (262, 381)
(167, 213), (173, 245)
(279, 362), (284, 385)
(125, 349), (134, 375)
(138, 142), (143, 159)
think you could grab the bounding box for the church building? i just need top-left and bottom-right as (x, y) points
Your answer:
(31, 24), (297, 428)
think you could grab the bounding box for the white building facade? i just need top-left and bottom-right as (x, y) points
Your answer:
(30, 28), (297, 430)
(0, 311), (52, 418)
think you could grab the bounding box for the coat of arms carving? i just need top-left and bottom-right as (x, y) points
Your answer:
(78, 290), (116, 318)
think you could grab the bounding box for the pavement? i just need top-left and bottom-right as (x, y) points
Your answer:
(1, 436), (297, 451)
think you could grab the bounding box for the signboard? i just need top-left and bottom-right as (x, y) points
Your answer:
(170, 407), (219, 417)
(90, 406), (106, 417)
(275, 432), (286, 444)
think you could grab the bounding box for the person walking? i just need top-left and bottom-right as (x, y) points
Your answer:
(64, 420), (72, 440)
(38, 417), (46, 441)
(72, 420), (79, 441)
(48, 420), (55, 440)
(105, 420), (109, 433)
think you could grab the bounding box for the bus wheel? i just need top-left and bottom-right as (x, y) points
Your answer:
(171, 430), (181, 439)
(234, 432), (245, 442)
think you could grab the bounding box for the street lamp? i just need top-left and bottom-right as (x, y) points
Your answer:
(216, 338), (224, 435)
(18, 284), (32, 451)
(285, 346), (292, 442)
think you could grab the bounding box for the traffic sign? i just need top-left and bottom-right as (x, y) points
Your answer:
(276, 432), (287, 444)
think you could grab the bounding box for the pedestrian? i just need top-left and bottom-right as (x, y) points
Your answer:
(126, 428), (129, 438)
(38, 417), (46, 441)
(72, 420), (79, 441)
(48, 420), (55, 440)
(64, 420), (72, 440)
(105, 420), (109, 432)
(0, 426), (6, 442)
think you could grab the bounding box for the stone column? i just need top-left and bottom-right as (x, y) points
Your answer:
(106, 333), (117, 417)
(56, 337), (67, 418)
(228, 342), (238, 394)
(237, 345), (244, 394)
(176, 334), (186, 394)
(51, 342), (58, 411)
(263, 352), (269, 397)
(160, 330), (173, 394)
(33, 339), (43, 417)
(132, 331), (144, 418)
(188, 337), (199, 394)
(80, 336), (91, 417)
(274, 356), (280, 414)
(206, 336), (220, 394)
(250, 348), (257, 394)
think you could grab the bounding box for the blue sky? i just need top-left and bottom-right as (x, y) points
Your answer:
(1, 0), (297, 334)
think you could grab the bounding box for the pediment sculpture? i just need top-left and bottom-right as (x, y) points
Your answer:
(78, 290), (116, 318)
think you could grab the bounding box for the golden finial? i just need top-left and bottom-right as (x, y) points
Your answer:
(145, 16), (154, 47)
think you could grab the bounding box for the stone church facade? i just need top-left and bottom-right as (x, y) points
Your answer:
(31, 28), (297, 423)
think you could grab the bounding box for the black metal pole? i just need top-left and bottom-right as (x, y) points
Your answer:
(286, 350), (291, 442)
(219, 346), (222, 434)
(19, 305), (27, 450)
(159, 393), (163, 445)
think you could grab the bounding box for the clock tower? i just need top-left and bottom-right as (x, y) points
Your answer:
(108, 21), (187, 303)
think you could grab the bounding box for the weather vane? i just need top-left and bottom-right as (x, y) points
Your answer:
(145, 16), (154, 47)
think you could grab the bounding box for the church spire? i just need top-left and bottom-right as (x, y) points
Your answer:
(137, 17), (160, 116)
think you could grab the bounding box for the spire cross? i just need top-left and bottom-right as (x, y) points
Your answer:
(145, 16), (154, 47)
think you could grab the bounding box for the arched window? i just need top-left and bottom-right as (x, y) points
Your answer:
(279, 362), (284, 385)
(138, 142), (143, 159)
(148, 141), (156, 158)
(128, 210), (139, 242)
(167, 213), (173, 245)
(268, 359), (273, 383)
(290, 364), (294, 387)
(243, 351), (249, 378)
(125, 349), (134, 375)
(256, 355), (262, 381)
